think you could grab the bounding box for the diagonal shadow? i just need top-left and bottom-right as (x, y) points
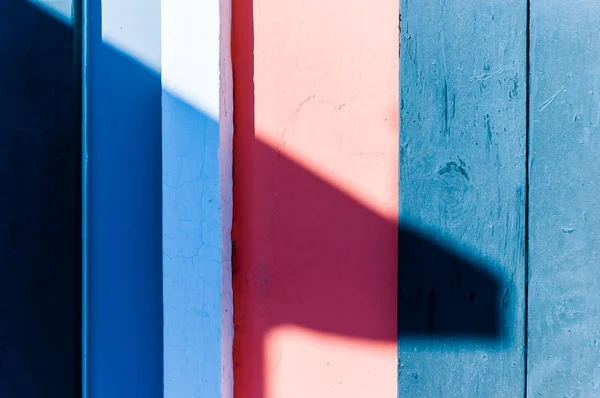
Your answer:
(231, 1), (511, 397)
(231, 143), (510, 398)
(5, 0), (510, 397)
(398, 225), (505, 338)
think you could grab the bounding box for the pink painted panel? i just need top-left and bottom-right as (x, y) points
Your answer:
(232, 0), (399, 396)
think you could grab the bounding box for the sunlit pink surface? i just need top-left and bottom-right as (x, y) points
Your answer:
(232, 0), (399, 396)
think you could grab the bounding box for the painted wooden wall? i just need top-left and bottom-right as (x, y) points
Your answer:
(8, 0), (600, 395)
(401, 0), (600, 396)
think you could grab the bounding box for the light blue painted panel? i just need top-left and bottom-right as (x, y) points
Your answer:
(528, 2), (600, 396)
(162, 93), (224, 397)
(399, 0), (527, 395)
(160, 0), (229, 395)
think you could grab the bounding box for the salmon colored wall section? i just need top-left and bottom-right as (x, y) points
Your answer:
(232, 0), (399, 396)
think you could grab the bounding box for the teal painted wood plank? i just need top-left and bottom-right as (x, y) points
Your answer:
(399, 1), (527, 396)
(528, 2), (600, 396)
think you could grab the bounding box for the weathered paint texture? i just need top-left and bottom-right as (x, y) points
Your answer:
(528, 2), (600, 396)
(85, 0), (163, 395)
(0, 0), (79, 395)
(399, 0), (527, 395)
(162, 0), (233, 395)
(232, 0), (398, 396)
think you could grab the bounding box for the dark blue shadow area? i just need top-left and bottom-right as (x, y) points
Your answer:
(0, 1), (80, 396)
(398, 224), (511, 341)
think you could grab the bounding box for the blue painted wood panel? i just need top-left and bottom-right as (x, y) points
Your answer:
(0, 1), (79, 396)
(528, 2), (600, 396)
(84, 0), (162, 396)
(399, 1), (527, 395)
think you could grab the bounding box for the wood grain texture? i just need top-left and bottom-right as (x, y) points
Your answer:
(399, 0), (527, 396)
(528, 2), (600, 396)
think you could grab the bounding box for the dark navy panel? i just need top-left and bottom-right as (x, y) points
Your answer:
(528, 2), (600, 395)
(0, 1), (80, 396)
(399, 0), (527, 395)
(85, 0), (162, 396)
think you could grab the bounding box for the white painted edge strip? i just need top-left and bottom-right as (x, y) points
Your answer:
(219, 0), (235, 395)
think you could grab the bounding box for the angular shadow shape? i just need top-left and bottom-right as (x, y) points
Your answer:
(3, 1), (512, 397)
(398, 225), (506, 339)
(231, 0), (512, 396)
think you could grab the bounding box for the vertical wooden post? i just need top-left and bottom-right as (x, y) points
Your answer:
(399, 0), (527, 395)
(528, 1), (600, 396)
